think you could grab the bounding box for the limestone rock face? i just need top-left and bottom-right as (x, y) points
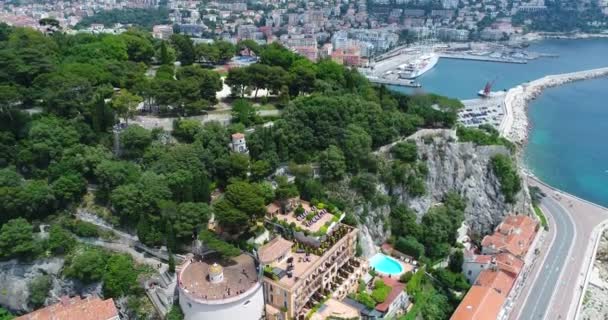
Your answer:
(0, 258), (101, 314)
(358, 129), (530, 256)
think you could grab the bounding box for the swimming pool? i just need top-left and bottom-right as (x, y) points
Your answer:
(369, 253), (403, 275)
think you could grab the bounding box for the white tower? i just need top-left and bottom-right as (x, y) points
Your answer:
(230, 133), (249, 154)
(209, 263), (224, 283)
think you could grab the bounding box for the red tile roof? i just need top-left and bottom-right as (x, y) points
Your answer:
(16, 296), (118, 320)
(495, 252), (524, 276)
(450, 286), (504, 320)
(258, 236), (293, 264)
(474, 270), (515, 297)
(472, 254), (492, 264)
(481, 215), (538, 257)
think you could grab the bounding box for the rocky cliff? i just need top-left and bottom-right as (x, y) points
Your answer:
(355, 129), (530, 257)
(0, 258), (102, 314)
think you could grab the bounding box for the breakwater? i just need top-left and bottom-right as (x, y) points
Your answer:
(499, 67), (608, 144)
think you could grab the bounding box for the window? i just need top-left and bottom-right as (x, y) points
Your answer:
(467, 270), (472, 275)
(284, 301), (288, 308)
(188, 303), (192, 308)
(270, 294), (274, 303)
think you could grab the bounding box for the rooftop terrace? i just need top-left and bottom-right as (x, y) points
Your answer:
(266, 199), (339, 234)
(179, 253), (259, 302)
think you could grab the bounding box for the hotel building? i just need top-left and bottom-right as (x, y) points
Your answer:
(261, 200), (367, 320)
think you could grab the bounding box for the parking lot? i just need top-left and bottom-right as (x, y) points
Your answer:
(458, 93), (506, 128)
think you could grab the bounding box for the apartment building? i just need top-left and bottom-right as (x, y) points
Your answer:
(260, 200), (363, 320)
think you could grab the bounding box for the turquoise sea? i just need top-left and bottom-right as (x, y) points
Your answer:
(391, 38), (608, 206)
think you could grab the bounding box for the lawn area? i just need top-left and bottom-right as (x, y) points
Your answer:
(255, 104), (278, 111)
(533, 205), (548, 230)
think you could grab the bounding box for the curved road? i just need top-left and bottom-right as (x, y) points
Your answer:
(518, 196), (575, 320)
(511, 177), (608, 320)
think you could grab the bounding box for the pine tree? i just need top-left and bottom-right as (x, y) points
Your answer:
(160, 41), (171, 65)
(168, 250), (176, 274)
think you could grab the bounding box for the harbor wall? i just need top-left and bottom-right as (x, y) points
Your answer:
(500, 67), (608, 144)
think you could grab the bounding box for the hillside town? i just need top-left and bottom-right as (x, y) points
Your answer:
(2, 0), (608, 68)
(1, 0), (608, 319)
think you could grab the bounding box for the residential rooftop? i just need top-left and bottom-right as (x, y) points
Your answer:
(474, 269), (515, 297)
(450, 286), (504, 320)
(481, 214), (538, 257)
(16, 296), (118, 320)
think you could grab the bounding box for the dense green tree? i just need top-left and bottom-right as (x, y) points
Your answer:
(448, 250), (464, 273)
(0, 85), (22, 119)
(214, 181), (266, 231)
(172, 119), (202, 143)
(111, 89), (142, 125)
(171, 34), (195, 66)
(0, 307), (13, 320)
(390, 205), (421, 239)
(289, 59), (317, 95)
(158, 41), (174, 65)
(391, 141), (418, 162)
(396, 236), (425, 259)
(237, 40), (261, 55)
(103, 254), (140, 297)
(119, 125), (152, 159)
(260, 43), (298, 69)
(94, 160), (141, 200)
(225, 67), (252, 98)
(64, 247), (107, 283)
(343, 124), (372, 172)
(319, 145), (346, 181)
(196, 41), (235, 65)
(231, 99), (258, 126)
(28, 275), (52, 308)
(420, 290), (452, 320)
(170, 202), (211, 242)
(491, 154), (521, 203)
(176, 65), (222, 104)
(0, 166), (22, 187)
(51, 173), (86, 207)
(0, 218), (35, 259)
(121, 31), (154, 63)
(250, 160), (272, 181)
(47, 224), (75, 254)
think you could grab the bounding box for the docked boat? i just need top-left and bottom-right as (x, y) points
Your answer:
(402, 53), (439, 79)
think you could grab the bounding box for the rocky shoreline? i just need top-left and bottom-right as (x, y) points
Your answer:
(500, 67), (608, 145)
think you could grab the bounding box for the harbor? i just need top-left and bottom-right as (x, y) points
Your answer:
(360, 43), (559, 88)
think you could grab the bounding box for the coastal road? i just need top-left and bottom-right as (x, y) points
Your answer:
(510, 176), (608, 320)
(514, 194), (575, 320)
